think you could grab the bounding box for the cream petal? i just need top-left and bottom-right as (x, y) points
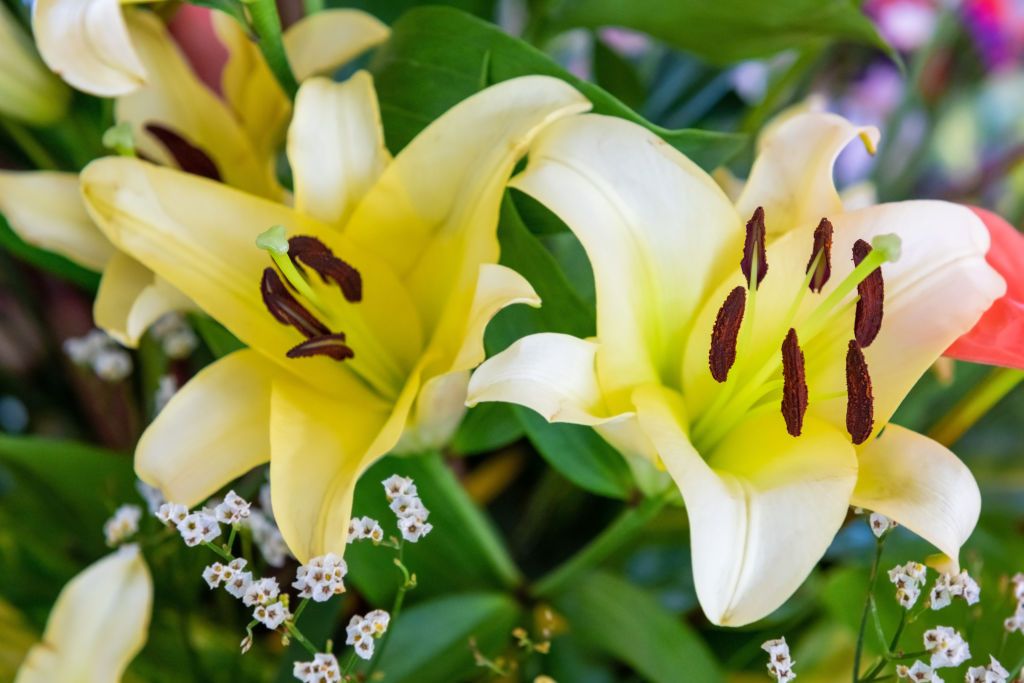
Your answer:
(511, 114), (742, 404)
(467, 332), (614, 426)
(32, 0), (146, 97)
(0, 171), (113, 271)
(283, 9), (390, 81)
(392, 370), (469, 455)
(287, 74), (390, 226)
(15, 545), (152, 683)
(345, 76), (590, 338)
(852, 425), (980, 569)
(269, 371), (409, 562)
(736, 111), (880, 236)
(633, 385), (857, 626)
(136, 349), (276, 506)
(118, 11), (278, 198)
(125, 278), (194, 345)
(94, 252), (153, 346)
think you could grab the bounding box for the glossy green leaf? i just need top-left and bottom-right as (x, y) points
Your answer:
(326, 0), (495, 24)
(593, 37), (646, 111)
(0, 216), (99, 291)
(370, 6), (745, 169)
(190, 313), (245, 358)
(547, 0), (893, 65)
(452, 402), (524, 456)
(554, 571), (721, 683)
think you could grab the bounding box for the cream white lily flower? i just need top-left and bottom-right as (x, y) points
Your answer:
(0, 2), (69, 125)
(80, 74), (589, 561)
(15, 545), (152, 683)
(0, 8), (387, 346)
(468, 110), (1005, 626)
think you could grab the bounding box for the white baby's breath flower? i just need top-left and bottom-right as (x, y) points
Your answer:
(889, 562), (928, 610)
(923, 625), (971, 669)
(214, 490), (251, 525)
(761, 637), (795, 682)
(154, 375), (178, 414)
(202, 562), (225, 588)
(151, 313), (199, 359)
(347, 516), (384, 544)
(398, 515), (433, 543)
(176, 512), (220, 547)
(364, 609), (390, 636)
(293, 553), (347, 602)
(156, 502), (189, 527)
(247, 509), (289, 567)
(930, 571), (981, 610)
(243, 577), (280, 607)
(92, 348), (133, 382)
(103, 504), (142, 547)
(225, 570), (253, 599)
(253, 600), (289, 629)
(966, 655), (1010, 683)
(293, 652), (341, 683)
(389, 494), (428, 520)
(382, 475), (417, 502)
(895, 661), (941, 682)
(869, 512), (896, 538)
(135, 480), (165, 514)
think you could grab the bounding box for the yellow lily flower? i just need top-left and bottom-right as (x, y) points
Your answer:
(15, 545), (152, 683)
(467, 110), (1006, 626)
(80, 74), (589, 561)
(0, 8), (387, 345)
(0, 2), (69, 125)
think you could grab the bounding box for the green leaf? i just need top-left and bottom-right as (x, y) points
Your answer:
(327, 0), (495, 24)
(361, 592), (521, 683)
(370, 6), (745, 169)
(0, 215), (99, 291)
(592, 37), (646, 111)
(451, 402), (524, 455)
(554, 571), (722, 683)
(345, 453), (522, 605)
(189, 313), (245, 358)
(547, 0), (894, 65)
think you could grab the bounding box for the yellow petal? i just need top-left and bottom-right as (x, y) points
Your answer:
(0, 2), (69, 125)
(269, 371), (407, 561)
(633, 384), (857, 626)
(81, 158), (421, 399)
(511, 114), (742, 405)
(32, 0), (146, 97)
(125, 278), (194, 345)
(852, 425), (979, 569)
(345, 76), (590, 338)
(0, 171), (113, 271)
(283, 9), (390, 81)
(287, 73), (390, 226)
(95, 254), (194, 347)
(393, 370), (469, 455)
(118, 11), (278, 198)
(735, 111), (880, 236)
(15, 545), (152, 683)
(136, 349), (275, 506)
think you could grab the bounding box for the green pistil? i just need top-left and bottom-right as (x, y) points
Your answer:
(256, 225), (323, 308)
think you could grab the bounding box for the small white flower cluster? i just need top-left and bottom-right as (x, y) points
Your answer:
(924, 626), (971, 669)
(888, 562), (928, 609)
(382, 475), (432, 543)
(896, 661), (942, 682)
(151, 312), (199, 359)
(103, 504), (142, 547)
(346, 609), (390, 660)
(761, 637), (796, 682)
(293, 653), (341, 683)
(203, 559), (289, 629)
(930, 571), (981, 610)
(153, 375), (178, 414)
(293, 554), (348, 602)
(966, 656), (1010, 683)
(157, 502), (221, 547)
(214, 491), (251, 525)
(248, 508), (289, 567)
(202, 558), (252, 598)
(347, 516), (384, 544)
(1004, 573), (1024, 634)
(870, 512), (897, 538)
(136, 480), (165, 514)
(64, 329), (133, 382)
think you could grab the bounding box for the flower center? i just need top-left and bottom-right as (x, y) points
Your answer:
(692, 208), (901, 452)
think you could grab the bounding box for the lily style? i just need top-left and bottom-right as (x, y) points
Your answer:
(81, 73), (589, 561)
(15, 545), (152, 683)
(0, 7), (387, 346)
(467, 109), (1007, 626)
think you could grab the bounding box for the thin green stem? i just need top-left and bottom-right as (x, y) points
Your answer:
(203, 540), (234, 562)
(928, 368), (1024, 446)
(226, 524), (238, 553)
(365, 543), (413, 676)
(286, 622), (319, 656)
(532, 489), (674, 598)
(853, 536), (887, 683)
(292, 597), (310, 623)
(242, 0), (299, 99)
(0, 119), (60, 170)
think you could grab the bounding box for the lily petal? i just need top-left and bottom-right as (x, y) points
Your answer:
(15, 545), (152, 683)
(946, 207), (1024, 369)
(852, 425), (979, 569)
(136, 349), (275, 506)
(736, 111), (880, 236)
(32, 0), (146, 97)
(0, 171), (113, 271)
(94, 252), (151, 346)
(287, 74), (390, 226)
(511, 114), (742, 403)
(118, 11), (278, 198)
(269, 372), (407, 561)
(345, 76), (590, 337)
(393, 370), (469, 455)
(633, 384), (857, 626)
(283, 9), (390, 81)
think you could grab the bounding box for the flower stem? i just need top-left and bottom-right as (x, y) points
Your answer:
(242, 0), (299, 99)
(928, 367), (1024, 446)
(853, 535), (887, 683)
(286, 621), (319, 656)
(365, 543), (413, 676)
(532, 489), (673, 598)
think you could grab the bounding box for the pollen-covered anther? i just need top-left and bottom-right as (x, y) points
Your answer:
(287, 333), (355, 362)
(741, 206), (769, 288)
(806, 217), (833, 293)
(260, 268), (330, 339)
(288, 236), (362, 303)
(852, 239), (884, 347)
(845, 339), (874, 445)
(780, 328), (808, 437)
(709, 286), (746, 383)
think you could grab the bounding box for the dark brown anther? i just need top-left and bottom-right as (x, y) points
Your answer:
(709, 286), (747, 383)
(852, 239), (884, 347)
(806, 218), (833, 293)
(260, 268), (330, 339)
(145, 124), (222, 181)
(286, 333), (355, 362)
(845, 339), (874, 445)
(781, 328), (808, 437)
(741, 206), (769, 288)
(288, 236), (362, 302)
